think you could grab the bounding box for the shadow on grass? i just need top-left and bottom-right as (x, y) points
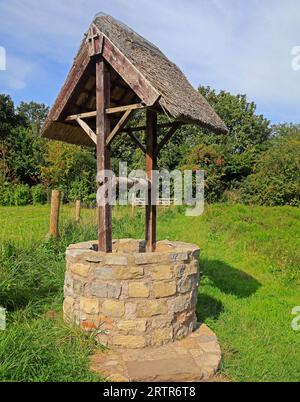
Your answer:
(197, 294), (224, 322)
(201, 259), (261, 298)
(196, 259), (261, 322)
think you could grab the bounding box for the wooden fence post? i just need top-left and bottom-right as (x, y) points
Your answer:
(75, 199), (81, 222)
(50, 190), (61, 239)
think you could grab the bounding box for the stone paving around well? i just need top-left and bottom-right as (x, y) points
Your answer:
(90, 323), (222, 382)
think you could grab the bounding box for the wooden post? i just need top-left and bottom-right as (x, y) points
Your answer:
(145, 110), (157, 252)
(75, 199), (81, 222)
(49, 190), (61, 239)
(96, 58), (112, 252)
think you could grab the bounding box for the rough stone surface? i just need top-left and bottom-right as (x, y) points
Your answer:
(102, 300), (125, 318)
(80, 297), (99, 315)
(128, 282), (150, 298)
(64, 239), (200, 348)
(153, 281), (177, 298)
(90, 324), (221, 382)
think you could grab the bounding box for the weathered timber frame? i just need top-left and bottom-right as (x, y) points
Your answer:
(44, 24), (184, 253)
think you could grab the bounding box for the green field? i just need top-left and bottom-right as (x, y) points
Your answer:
(0, 204), (299, 382)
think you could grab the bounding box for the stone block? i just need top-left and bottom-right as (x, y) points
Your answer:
(192, 249), (201, 258)
(175, 264), (186, 278)
(64, 273), (73, 287)
(113, 335), (146, 349)
(98, 315), (115, 331)
(70, 263), (90, 277)
(91, 282), (107, 298)
(178, 276), (193, 293)
(124, 303), (137, 319)
(95, 267), (114, 280)
(169, 252), (189, 263)
(150, 265), (174, 280)
(137, 300), (167, 317)
(80, 297), (99, 315)
(186, 261), (199, 276)
(63, 296), (74, 315)
(117, 320), (147, 334)
(168, 294), (191, 314)
(73, 279), (84, 294)
(115, 267), (144, 280)
(105, 255), (128, 266)
(151, 316), (173, 329)
(91, 282), (121, 299)
(152, 328), (173, 346)
(107, 283), (122, 299)
(134, 253), (163, 265)
(102, 300), (125, 318)
(153, 281), (176, 298)
(128, 282), (150, 298)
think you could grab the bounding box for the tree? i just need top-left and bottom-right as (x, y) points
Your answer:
(40, 141), (96, 201)
(17, 101), (49, 135)
(0, 94), (26, 183)
(197, 86), (272, 153)
(5, 127), (46, 185)
(242, 129), (300, 206)
(0, 94), (23, 140)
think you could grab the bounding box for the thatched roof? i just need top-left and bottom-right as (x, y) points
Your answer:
(42, 13), (227, 146)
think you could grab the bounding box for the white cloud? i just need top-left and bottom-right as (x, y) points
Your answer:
(0, 0), (299, 122)
(0, 54), (35, 91)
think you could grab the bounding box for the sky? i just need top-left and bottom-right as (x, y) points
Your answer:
(0, 0), (299, 124)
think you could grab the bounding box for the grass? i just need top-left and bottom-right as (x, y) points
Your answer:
(0, 203), (299, 382)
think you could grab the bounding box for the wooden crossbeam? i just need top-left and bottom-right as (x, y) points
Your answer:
(66, 111), (97, 121)
(121, 122), (184, 134)
(75, 117), (97, 144)
(106, 103), (147, 114)
(106, 109), (133, 146)
(65, 103), (147, 122)
(127, 130), (146, 154)
(157, 122), (181, 154)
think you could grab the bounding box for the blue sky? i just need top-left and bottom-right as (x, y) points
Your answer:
(0, 0), (299, 124)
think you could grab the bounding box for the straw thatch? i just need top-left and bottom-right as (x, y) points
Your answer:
(94, 14), (227, 133)
(42, 13), (227, 146)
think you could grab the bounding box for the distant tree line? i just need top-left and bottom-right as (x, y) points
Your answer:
(0, 88), (299, 207)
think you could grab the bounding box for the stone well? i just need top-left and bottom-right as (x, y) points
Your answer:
(63, 239), (200, 349)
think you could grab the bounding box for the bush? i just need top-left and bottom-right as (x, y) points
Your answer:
(13, 184), (32, 206)
(0, 183), (32, 206)
(242, 133), (300, 206)
(31, 184), (47, 205)
(0, 183), (15, 206)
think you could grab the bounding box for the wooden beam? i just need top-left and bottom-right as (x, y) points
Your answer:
(66, 111), (97, 121)
(157, 122), (181, 154)
(121, 121), (184, 134)
(75, 117), (97, 144)
(145, 110), (158, 252)
(96, 59), (112, 253)
(106, 103), (147, 114)
(127, 130), (146, 154)
(65, 103), (146, 121)
(106, 109), (133, 146)
(48, 42), (91, 122)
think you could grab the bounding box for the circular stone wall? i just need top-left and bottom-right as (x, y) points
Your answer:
(64, 239), (200, 349)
